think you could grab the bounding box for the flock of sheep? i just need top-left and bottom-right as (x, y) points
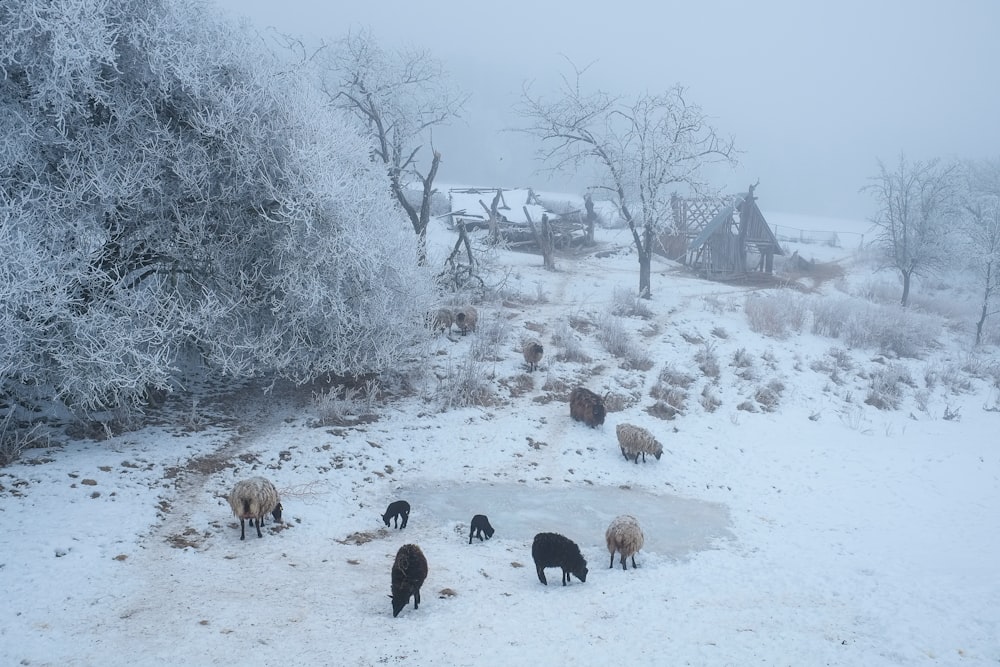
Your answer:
(224, 314), (667, 616)
(227, 476), (646, 616)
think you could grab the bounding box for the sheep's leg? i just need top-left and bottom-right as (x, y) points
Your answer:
(641, 451), (646, 462)
(562, 569), (569, 585)
(469, 528), (474, 545)
(255, 516), (263, 538)
(621, 555), (627, 571)
(239, 518), (246, 541)
(414, 589), (420, 610)
(621, 447), (628, 461)
(609, 552), (615, 569)
(631, 555), (638, 568)
(536, 566), (548, 585)
(401, 512), (408, 529)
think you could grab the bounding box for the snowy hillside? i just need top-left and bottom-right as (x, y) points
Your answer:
(1, 213), (998, 666)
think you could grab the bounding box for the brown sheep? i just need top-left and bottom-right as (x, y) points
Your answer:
(522, 338), (544, 372)
(569, 386), (606, 428)
(455, 306), (478, 335)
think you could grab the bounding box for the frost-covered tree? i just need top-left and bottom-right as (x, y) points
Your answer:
(518, 64), (736, 298)
(318, 29), (465, 265)
(863, 155), (959, 307)
(0, 0), (433, 424)
(960, 159), (1000, 345)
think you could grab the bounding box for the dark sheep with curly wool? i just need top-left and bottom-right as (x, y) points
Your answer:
(391, 544), (428, 617)
(569, 386), (606, 428)
(531, 532), (588, 586)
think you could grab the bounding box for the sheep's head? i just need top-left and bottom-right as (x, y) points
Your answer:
(391, 591), (411, 617)
(591, 402), (606, 426)
(271, 502), (283, 523)
(573, 563), (589, 583)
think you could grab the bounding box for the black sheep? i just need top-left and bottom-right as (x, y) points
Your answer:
(531, 532), (588, 586)
(468, 514), (495, 544)
(569, 387), (606, 428)
(391, 544), (428, 617)
(382, 500), (410, 529)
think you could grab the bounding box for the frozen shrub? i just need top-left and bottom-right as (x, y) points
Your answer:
(695, 343), (720, 378)
(435, 353), (496, 410)
(0, 0), (434, 427)
(596, 314), (653, 370)
(653, 365), (695, 393)
(611, 287), (653, 319)
(755, 379), (784, 412)
(865, 363), (915, 410)
(470, 312), (510, 362)
(811, 296), (941, 358)
(699, 384), (721, 412)
(744, 293), (806, 339)
(552, 319), (591, 363)
(731, 348), (756, 380)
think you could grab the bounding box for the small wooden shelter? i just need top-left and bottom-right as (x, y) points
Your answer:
(668, 184), (784, 279)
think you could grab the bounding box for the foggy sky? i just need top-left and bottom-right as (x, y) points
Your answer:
(214, 0), (1000, 219)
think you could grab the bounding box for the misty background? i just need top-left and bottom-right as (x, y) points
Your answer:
(215, 0), (1000, 219)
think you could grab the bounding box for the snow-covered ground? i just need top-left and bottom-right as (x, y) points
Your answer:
(2, 212), (998, 666)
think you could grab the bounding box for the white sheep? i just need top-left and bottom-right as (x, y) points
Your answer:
(605, 514), (644, 570)
(615, 423), (663, 464)
(522, 338), (544, 372)
(227, 476), (282, 540)
(455, 306), (478, 335)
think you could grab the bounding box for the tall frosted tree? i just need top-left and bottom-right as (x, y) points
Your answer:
(518, 64), (736, 298)
(863, 155), (958, 307)
(0, 0), (433, 427)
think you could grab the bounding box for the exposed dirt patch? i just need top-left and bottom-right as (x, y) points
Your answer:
(336, 528), (390, 545)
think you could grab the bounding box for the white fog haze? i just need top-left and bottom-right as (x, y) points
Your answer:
(217, 0), (1000, 218)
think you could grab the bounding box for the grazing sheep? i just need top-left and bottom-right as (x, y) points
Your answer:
(431, 308), (454, 334)
(569, 387), (606, 428)
(605, 514), (644, 570)
(455, 306), (478, 335)
(227, 476), (283, 541)
(391, 544), (428, 617)
(616, 423), (663, 463)
(531, 532), (588, 586)
(382, 500), (410, 529)
(522, 339), (544, 372)
(468, 514), (495, 544)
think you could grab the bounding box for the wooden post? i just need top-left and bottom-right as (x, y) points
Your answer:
(523, 206), (556, 271)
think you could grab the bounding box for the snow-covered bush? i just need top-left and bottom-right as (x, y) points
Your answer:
(0, 0), (433, 428)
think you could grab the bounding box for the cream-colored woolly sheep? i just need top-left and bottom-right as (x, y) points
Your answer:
(605, 514), (644, 570)
(522, 338), (544, 372)
(227, 476), (282, 540)
(615, 423), (663, 464)
(431, 308), (454, 334)
(455, 306), (478, 335)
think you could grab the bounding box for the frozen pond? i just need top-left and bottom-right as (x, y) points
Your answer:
(402, 482), (734, 559)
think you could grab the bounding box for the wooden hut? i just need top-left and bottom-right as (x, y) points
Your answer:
(683, 184), (784, 279)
